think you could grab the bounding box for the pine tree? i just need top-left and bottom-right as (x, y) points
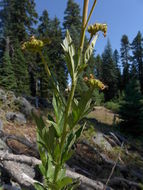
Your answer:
(119, 80), (143, 136)
(101, 40), (118, 101)
(131, 31), (143, 94)
(113, 49), (122, 92)
(37, 14), (67, 98)
(63, 0), (81, 47)
(1, 0), (38, 95)
(38, 10), (50, 38)
(120, 35), (130, 90)
(48, 17), (67, 91)
(95, 54), (103, 80)
(0, 51), (17, 90)
(37, 10), (51, 98)
(0, 0), (8, 61)
(12, 40), (30, 95)
(4, 0), (38, 41)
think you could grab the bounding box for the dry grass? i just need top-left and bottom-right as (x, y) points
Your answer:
(88, 106), (120, 126)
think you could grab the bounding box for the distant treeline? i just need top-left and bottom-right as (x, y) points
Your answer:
(0, 0), (143, 103)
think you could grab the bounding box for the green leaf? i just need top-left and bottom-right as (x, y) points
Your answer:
(75, 123), (86, 140)
(34, 182), (47, 190)
(46, 158), (55, 181)
(46, 119), (61, 137)
(32, 112), (45, 131)
(62, 150), (74, 164)
(47, 183), (58, 190)
(54, 144), (61, 162)
(62, 30), (75, 80)
(61, 30), (72, 52)
(57, 168), (66, 181)
(65, 179), (80, 190)
(84, 35), (98, 64)
(57, 177), (73, 189)
(39, 163), (46, 176)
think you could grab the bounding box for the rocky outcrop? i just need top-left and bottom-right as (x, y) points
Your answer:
(14, 97), (34, 117)
(5, 112), (27, 124)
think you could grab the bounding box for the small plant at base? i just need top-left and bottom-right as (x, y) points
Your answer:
(22, 0), (107, 189)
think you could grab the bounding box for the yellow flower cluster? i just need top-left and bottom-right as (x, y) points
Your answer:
(22, 36), (45, 52)
(88, 23), (107, 37)
(84, 74), (105, 90)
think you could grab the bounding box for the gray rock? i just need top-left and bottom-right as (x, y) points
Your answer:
(7, 91), (16, 100)
(6, 112), (27, 124)
(0, 88), (5, 95)
(2, 184), (21, 190)
(0, 119), (3, 130)
(93, 132), (113, 151)
(0, 139), (9, 151)
(15, 97), (34, 117)
(0, 88), (7, 102)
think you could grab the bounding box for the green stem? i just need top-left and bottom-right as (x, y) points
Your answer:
(85, 0), (97, 30)
(52, 80), (77, 184)
(51, 0), (98, 185)
(60, 81), (76, 150)
(39, 51), (51, 78)
(39, 51), (65, 106)
(80, 0), (89, 51)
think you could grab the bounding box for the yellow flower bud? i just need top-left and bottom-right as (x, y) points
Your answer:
(21, 36), (49, 52)
(88, 23), (107, 37)
(83, 75), (105, 90)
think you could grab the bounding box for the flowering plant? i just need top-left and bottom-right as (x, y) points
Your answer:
(23, 0), (107, 189)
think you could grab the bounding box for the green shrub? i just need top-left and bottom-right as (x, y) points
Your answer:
(105, 101), (120, 113)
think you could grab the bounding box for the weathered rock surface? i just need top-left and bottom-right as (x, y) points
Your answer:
(5, 112), (27, 124)
(93, 132), (113, 151)
(15, 97), (34, 117)
(0, 119), (3, 130)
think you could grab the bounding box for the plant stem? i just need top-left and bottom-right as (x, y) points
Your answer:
(60, 81), (76, 150)
(52, 0), (98, 186)
(53, 80), (77, 184)
(79, 0), (89, 51)
(39, 51), (65, 106)
(39, 51), (52, 78)
(85, 0), (97, 29)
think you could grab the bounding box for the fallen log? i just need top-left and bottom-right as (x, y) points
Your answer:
(102, 177), (142, 189)
(0, 150), (112, 190)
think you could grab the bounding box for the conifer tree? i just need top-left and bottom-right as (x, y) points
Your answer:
(101, 40), (118, 100)
(0, 51), (17, 90)
(95, 54), (103, 80)
(38, 10), (50, 38)
(120, 35), (130, 90)
(0, 0), (38, 95)
(38, 13), (67, 98)
(113, 49), (122, 92)
(4, 0), (38, 41)
(131, 31), (143, 94)
(119, 80), (143, 136)
(63, 0), (81, 47)
(48, 17), (67, 91)
(37, 10), (51, 98)
(12, 40), (30, 95)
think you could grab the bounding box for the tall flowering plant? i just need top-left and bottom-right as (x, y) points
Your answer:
(22, 0), (107, 189)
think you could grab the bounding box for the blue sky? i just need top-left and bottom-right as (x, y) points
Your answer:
(35, 0), (143, 55)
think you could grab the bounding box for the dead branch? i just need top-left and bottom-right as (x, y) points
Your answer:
(103, 143), (124, 190)
(0, 150), (112, 190)
(2, 161), (38, 190)
(102, 177), (142, 189)
(0, 150), (40, 166)
(66, 169), (113, 190)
